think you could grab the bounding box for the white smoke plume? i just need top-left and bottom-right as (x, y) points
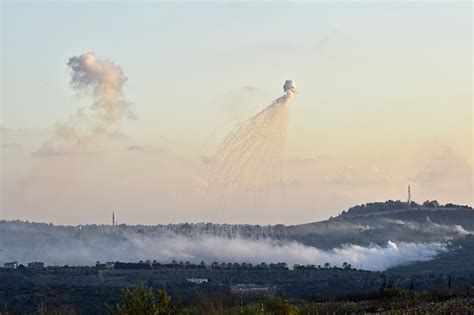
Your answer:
(386, 218), (473, 237)
(0, 232), (446, 271)
(283, 79), (296, 94)
(206, 80), (296, 207)
(32, 53), (132, 156)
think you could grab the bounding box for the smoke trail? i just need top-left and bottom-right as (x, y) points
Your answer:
(33, 53), (132, 156)
(206, 80), (296, 207)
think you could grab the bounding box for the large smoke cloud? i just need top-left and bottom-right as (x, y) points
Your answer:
(0, 232), (447, 271)
(67, 53), (132, 123)
(32, 53), (132, 156)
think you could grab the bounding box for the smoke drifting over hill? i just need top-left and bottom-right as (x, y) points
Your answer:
(0, 225), (447, 271)
(0, 232), (447, 271)
(2, 203), (472, 270)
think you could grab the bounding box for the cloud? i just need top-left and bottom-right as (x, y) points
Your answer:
(273, 180), (302, 188)
(325, 165), (392, 186)
(286, 156), (320, 165)
(1, 143), (21, 150)
(260, 41), (301, 52)
(30, 148), (65, 158)
(241, 85), (259, 92)
(107, 130), (129, 139)
(128, 145), (144, 151)
(314, 36), (330, 51)
(414, 145), (471, 185)
(200, 155), (214, 165)
(413, 144), (472, 204)
(1, 126), (47, 136)
(127, 145), (162, 155)
(30, 147), (99, 158)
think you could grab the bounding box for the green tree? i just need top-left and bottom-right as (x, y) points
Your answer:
(107, 284), (177, 315)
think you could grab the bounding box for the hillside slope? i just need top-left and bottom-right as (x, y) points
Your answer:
(0, 200), (472, 268)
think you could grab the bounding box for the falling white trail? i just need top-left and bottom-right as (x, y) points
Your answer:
(207, 81), (296, 208)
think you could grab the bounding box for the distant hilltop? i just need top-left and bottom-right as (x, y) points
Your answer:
(1, 200), (472, 228)
(0, 199), (472, 251)
(339, 200), (472, 219)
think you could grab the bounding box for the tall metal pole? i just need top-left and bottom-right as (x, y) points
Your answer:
(407, 185), (411, 207)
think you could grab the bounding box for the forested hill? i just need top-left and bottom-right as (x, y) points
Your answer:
(1, 200), (472, 250)
(338, 200), (472, 219)
(285, 200), (473, 248)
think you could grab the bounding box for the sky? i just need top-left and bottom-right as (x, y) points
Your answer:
(1, 1), (472, 225)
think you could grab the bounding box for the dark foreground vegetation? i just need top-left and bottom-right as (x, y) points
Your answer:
(106, 284), (474, 315)
(1, 257), (474, 315)
(1, 281), (473, 315)
(1, 202), (472, 314)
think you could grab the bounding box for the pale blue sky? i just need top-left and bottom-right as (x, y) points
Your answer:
(3, 2), (470, 134)
(1, 2), (472, 224)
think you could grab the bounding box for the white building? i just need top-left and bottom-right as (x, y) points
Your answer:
(105, 262), (115, 269)
(4, 261), (19, 269)
(231, 284), (275, 294)
(186, 278), (208, 284)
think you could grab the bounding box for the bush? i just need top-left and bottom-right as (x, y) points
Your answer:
(106, 284), (178, 315)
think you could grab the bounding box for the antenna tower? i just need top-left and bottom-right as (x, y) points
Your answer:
(407, 185), (411, 207)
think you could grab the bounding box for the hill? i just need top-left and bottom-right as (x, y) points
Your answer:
(286, 201), (473, 249)
(0, 200), (472, 268)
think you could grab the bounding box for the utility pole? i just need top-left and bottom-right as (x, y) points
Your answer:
(407, 185), (411, 207)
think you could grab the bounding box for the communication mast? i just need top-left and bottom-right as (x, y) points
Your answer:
(112, 211), (115, 227)
(407, 185), (411, 207)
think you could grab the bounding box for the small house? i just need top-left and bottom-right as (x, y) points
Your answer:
(4, 261), (19, 269)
